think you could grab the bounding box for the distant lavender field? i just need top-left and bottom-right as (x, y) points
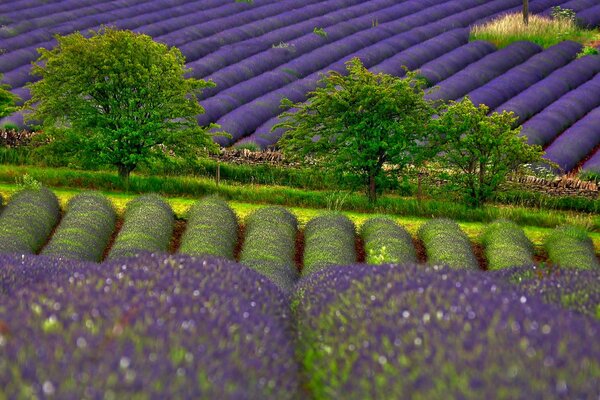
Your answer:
(1, 0), (599, 172)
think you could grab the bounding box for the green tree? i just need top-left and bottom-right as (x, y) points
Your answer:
(0, 75), (19, 120)
(275, 58), (436, 202)
(431, 97), (545, 207)
(25, 27), (217, 181)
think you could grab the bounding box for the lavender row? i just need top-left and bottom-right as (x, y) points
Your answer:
(178, 196), (238, 259)
(360, 218), (416, 264)
(425, 41), (542, 103)
(41, 192), (116, 262)
(0, 253), (300, 398)
(543, 106), (600, 172)
(196, 0), (454, 125)
(189, 0), (395, 82)
(213, 0), (529, 144)
(582, 149), (600, 173)
(519, 72), (600, 147)
(540, 0), (600, 15)
(481, 220), (534, 270)
(303, 213), (356, 276)
(294, 263), (600, 399)
(577, 4), (600, 27)
(240, 206), (299, 292)
(418, 219), (478, 269)
(0, 0), (111, 27)
(108, 194), (174, 260)
(465, 40), (581, 110)
(0, 187), (60, 254)
(544, 225), (599, 269)
(494, 54), (600, 125)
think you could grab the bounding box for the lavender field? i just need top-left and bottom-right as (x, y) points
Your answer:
(1, 0), (600, 173)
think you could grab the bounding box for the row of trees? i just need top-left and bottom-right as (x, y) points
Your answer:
(0, 28), (545, 207)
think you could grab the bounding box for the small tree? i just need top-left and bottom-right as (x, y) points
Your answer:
(275, 58), (436, 202)
(0, 75), (19, 120)
(523, 0), (529, 25)
(431, 97), (545, 207)
(25, 27), (217, 181)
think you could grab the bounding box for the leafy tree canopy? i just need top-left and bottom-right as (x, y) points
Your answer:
(0, 75), (19, 120)
(275, 58), (436, 202)
(431, 97), (545, 207)
(25, 26), (218, 180)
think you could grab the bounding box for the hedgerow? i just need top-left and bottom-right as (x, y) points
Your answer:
(42, 192), (116, 262)
(481, 219), (534, 270)
(240, 206), (298, 292)
(178, 196), (238, 259)
(0, 187), (60, 254)
(360, 217), (416, 264)
(303, 213), (356, 276)
(544, 225), (599, 269)
(108, 194), (174, 260)
(418, 218), (478, 269)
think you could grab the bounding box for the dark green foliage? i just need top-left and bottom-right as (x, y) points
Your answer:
(25, 27), (217, 180)
(0, 74), (18, 120)
(481, 219), (534, 270)
(277, 58), (435, 202)
(178, 196), (238, 259)
(0, 187), (60, 254)
(432, 98), (545, 207)
(418, 218), (478, 269)
(42, 192), (116, 262)
(108, 194), (174, 260)
(240, 206), (298, 291)
(544, 225), (599, 269)
(360, 217), (416, 264)
(303, 213), (356, 275)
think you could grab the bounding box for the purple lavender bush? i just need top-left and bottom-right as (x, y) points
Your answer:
(0, 253), (300, 398)
(293, 263), (600, 399)
(418, 218), (478, 269)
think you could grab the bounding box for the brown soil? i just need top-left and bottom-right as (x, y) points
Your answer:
(295, 229), (305, 273)
(472, 242), (488, 271)
(413, 237), (428, 264)
(234, 223), (245, 261)
(101, 217), (123, 261)
(355, 236), (365, 263)
(168, 219), (187, 254)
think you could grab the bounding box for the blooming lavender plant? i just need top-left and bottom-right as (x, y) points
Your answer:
(418, 218), (478, 269)
(303, 213), (356, 275)
(481, 219), (534, 270)
(361, 217), (416, 265)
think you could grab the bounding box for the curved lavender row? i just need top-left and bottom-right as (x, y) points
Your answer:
(471, 0), (572, 25)
(0, 0), (57, 16)
(425, 41), (542, 103)
(494, 55), (600, 125)
(360, 217), (417, 264)
(494, 265), (600, 319)
(577, 4), (600, 28)
(369, 27), (469, 76)
(418, 218), (478, 270)
(519, 72), (600, 146)
(0, 0), (202, 54)
(465, 40), (581, 110)
(178, 0), (368, 64)
(582, 148), (600, 173)
(294, 263), (600, 399)
(543, 106), (600, 172)
(539, 0), (600, 15)
(417, 40), (497, 85)
(0, 0), (111, 27)
(196, 0), (453, 124)
(0, 253), (300, 399)
(41, 192), (116, 262)
(189, 0), (394, 82)
(0, 187), (60, 254)
(544, 225), (599, 269)
(215, 0), (529, 145)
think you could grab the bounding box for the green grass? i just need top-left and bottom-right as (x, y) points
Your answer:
(470, 13), (600, 48)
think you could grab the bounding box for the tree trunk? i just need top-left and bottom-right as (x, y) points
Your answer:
(523, 0), (529, 25)
(117, 164), (132, 192)
(368, 173), (377, 203)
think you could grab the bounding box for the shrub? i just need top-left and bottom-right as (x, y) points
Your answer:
(303, 213), (356, 276)
(360, 217), (416, 264)
(0, 187), (60, 254)
(293, 263), (600, 399)
(418, 218), (478, 269)
(108, 194), (174, 260)
(178, 196), (238, 259)
(42, 192), (116, 262)
(0, 253), (299, 398)
(240, 206), (299, 292)
(544, 225), (599, 269)
(481, 219), (534, 270)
